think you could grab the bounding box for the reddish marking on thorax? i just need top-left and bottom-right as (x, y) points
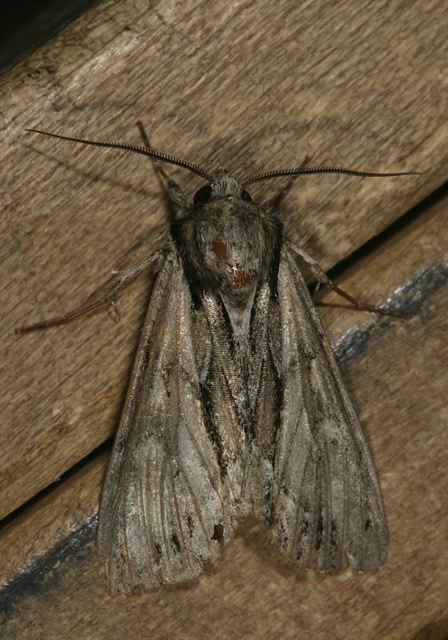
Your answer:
(231, 268), (256, 287)
(212, 239), (256, 289)
(212, 240), (228, 260)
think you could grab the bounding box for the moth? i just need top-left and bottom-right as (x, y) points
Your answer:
(18, 125), (415, 594)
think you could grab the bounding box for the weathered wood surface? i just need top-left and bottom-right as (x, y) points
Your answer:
(1, 0), (448, 634)
(1, 0), (448, 521)
(0, 0), (100, 73)
(1, 179), (447, 639)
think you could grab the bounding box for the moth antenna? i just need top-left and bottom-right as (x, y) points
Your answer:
(25, 128), (213, 181)
(243, 165), (421, 185)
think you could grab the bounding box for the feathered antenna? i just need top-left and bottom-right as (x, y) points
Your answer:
(243, 164), (420, 185)
(25, 128), (213, 182)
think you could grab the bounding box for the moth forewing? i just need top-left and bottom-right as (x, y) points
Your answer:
(18, 127), (412, 594)
(270, 250), (388, 571)
(97, 184), (387, 594)
(97, 252), (232, 593)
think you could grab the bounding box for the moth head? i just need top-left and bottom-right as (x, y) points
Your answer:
(194, 169), (252, 205)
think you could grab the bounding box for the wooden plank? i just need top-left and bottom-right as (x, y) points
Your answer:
(2, 188), (447, 589)
(1, 0), (447, 521)
(0, 453), (106, 588)
(1, 185), (446, 639)
(0, 0), (100, 72)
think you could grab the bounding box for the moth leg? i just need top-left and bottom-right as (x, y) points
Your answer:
(287, 240), (402, 318)
(16, 250), (162, 334)
(136, 120), (188, 211)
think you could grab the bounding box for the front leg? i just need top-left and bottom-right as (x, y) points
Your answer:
(286, 240), (402, 318)
(136, 121), (188, 213)
(16, 250), (163, 334)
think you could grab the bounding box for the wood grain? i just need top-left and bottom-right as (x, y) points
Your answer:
(1, 182), (447, 639)
(1, 0), (447, 524)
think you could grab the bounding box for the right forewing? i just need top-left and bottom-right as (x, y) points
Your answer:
(267, 248), (388, 572)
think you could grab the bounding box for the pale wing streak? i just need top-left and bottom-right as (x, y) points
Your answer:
(107, 260), (176, 521)
(289, 444), (315, 562)
(307, 357), (339, 566)
(168, 458), (195, 572)
(156, 286), (185, 583)
(272, 402), (304, 510)
(175, 297), (230, 537)
(288, 258), (348, 567)
(272, 273), (314, 511)
(165, 293), (213, 567)
(138, 468), (155, 572)
(275, 249), (387, 570)
(330, 372), (364, 566)
(173, 319), (228, 512)
(174, 456), (216, 558)
(203, 296), (248, 457)
(122, 516), (133, 592)
(137, 265), (181, 586)
(181, 420), (228, 515)
(158, 458), (173, 581)
(163, 284), (192, 575)
(98, 252), (234, 592)
(313, 348), (368, 566)
(288, 355), (323, 565)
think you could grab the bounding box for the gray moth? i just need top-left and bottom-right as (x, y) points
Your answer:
(18, 125), (415, 595)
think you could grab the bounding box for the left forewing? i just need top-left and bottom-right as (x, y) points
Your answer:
(267, 247), (388, 572)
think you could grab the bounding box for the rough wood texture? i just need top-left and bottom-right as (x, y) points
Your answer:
(1, 0), (448, 521)
(1, 184), (447, 639)
(0, 453), (107, 587)
(1, 0), (448, 631)
(3, 189), (447, 591)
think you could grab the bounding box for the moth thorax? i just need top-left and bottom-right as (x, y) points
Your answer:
(202, 220), (264, 305)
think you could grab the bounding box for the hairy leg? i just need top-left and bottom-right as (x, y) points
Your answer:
(287, 240), (402, 318)
(16, 250), (163, 333)
(136, 121), (188, 211)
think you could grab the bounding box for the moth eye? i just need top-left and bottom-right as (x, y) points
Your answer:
(240, 189), (252, 202)
(194, 185), (212, 204)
